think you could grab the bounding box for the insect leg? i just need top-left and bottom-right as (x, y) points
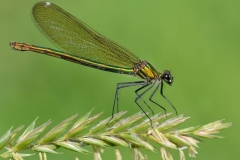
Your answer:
(135, 84), (154, 115)
(149, 81), (167, 115)
(108, 81), (147, 125)
(134, 81), (157, 126)
(160, 81), (178, 115)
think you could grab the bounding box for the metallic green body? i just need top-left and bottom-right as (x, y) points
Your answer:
(10, 42), (135, 76)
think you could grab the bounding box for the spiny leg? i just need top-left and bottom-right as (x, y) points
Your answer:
(108, 81), (147, 125)
(135, 82), (157, 126)
(149, 81), (167, 115)
(160, 81), (178, 115)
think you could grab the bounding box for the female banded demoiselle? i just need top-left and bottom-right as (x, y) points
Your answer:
(10, 1), (178, 124)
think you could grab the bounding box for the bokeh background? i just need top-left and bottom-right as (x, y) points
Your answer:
(1, 0), (239, 160)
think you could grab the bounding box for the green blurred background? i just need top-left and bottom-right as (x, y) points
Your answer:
(1, 0), (239, 159)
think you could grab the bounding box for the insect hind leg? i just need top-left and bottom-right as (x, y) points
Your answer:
(108, 81), (147, 125)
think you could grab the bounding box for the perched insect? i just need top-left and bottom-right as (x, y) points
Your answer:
(10, 1), (177, 125)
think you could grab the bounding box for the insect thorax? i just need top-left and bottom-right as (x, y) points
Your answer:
(134, 61), (159, 80)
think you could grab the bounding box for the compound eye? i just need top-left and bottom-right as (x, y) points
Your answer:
(162, 70), (173, 85)
(164, 74), (170, 80)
